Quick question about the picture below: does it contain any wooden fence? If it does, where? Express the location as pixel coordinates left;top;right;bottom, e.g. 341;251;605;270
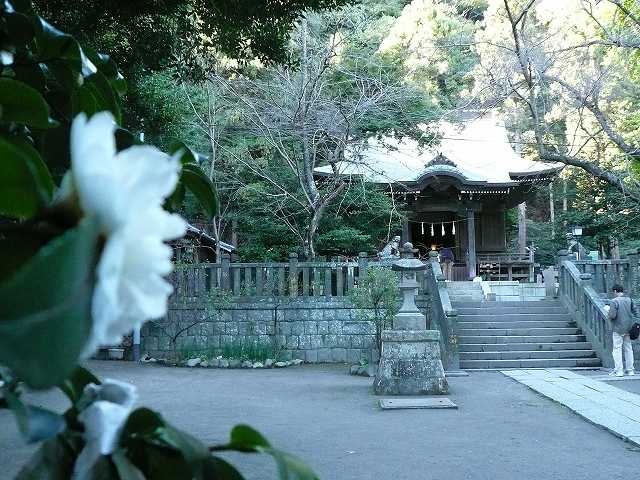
170;253;376;302
169;252;446;304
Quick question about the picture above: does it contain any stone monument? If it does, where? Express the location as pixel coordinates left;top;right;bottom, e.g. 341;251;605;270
374;243;448;395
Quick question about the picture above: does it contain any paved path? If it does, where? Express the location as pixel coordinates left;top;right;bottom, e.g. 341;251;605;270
2;362;639;479
503;369;640;447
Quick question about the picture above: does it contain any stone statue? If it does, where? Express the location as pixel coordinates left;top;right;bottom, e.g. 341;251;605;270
379;235;401;259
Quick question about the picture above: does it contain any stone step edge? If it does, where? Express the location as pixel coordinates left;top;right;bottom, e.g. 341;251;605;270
464;366;602;371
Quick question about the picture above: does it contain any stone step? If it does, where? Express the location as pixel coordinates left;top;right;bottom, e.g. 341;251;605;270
448;295;484;302
457;321;576;329
452;300;562;308
458;327;581;337
459;349;597;360
456;314;573;322
458;334;587;344
459;342;593;352
460;358;601;369
456;306;568;315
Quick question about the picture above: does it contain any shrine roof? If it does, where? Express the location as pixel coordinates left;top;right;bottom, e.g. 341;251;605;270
314;113;562;187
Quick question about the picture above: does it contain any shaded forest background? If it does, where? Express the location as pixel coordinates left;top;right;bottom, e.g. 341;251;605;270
34;0;640;264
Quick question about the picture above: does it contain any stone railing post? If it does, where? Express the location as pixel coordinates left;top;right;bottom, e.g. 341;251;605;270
578;272;592;316
557;249;569;268
220;253;231;291
556;249;569;297
289;252;298;298
358;252;368;283
627;249;640;298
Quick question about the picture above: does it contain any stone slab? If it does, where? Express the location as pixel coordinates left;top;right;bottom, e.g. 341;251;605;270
445;370;470;377
592;374;640;382
379;398;458;410
381;330;440;342
503;369;640;447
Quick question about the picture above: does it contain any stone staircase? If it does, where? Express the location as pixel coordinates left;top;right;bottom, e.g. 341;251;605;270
447;281;484;302
448;283;601;369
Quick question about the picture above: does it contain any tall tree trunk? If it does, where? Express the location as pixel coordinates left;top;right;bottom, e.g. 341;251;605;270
549;182;556;237
231;218;238;248
517;202;527;254
306;210;320;259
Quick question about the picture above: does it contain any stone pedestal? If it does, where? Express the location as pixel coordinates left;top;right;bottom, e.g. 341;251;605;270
374;330;448;395
374;242;449;395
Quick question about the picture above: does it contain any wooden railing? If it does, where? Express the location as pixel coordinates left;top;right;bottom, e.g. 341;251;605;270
558;260;613;368
169;253;373;303
477;252;533;264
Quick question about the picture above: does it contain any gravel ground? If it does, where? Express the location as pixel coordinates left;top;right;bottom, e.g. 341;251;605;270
1;361;639;480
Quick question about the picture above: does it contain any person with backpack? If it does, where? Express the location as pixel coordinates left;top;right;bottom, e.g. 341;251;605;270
606;284;637;377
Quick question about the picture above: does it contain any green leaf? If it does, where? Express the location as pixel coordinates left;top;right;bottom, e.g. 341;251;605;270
4;389;65;444
0;135;52;219
230;424;270;450
48;60;84;91
203;457;245;479
35;18;82;72
83;48;127;96
167;142;218;218
165;182;186;214
0;78;57;128
6;11;35;46
6;135;55;200
121;408;214;480
114;128;141;151
85;71;122;124
0;218;100;389
59;366;100;405
16;435;76;480
170;141;198;165
12;63;47;92
264;448;319;480
214;425;319;480
112;451;146;480
72;83;99;117
181;163;219;220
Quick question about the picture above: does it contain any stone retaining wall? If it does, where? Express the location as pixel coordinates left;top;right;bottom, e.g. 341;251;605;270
141;299;379;364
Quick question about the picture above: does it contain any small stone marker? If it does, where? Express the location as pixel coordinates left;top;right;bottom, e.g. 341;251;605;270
379;398;458;410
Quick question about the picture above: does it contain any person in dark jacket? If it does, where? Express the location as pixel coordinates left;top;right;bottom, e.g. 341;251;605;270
607;284;636;376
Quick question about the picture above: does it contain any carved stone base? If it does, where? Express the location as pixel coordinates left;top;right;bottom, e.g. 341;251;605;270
374;330;448;395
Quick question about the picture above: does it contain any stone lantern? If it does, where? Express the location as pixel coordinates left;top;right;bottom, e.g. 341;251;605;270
374;243;448;395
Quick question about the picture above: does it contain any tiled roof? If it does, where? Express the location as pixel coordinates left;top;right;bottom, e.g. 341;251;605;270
315;113;561;186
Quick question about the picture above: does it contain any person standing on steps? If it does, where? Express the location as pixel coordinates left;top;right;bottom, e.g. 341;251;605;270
606;284;636;377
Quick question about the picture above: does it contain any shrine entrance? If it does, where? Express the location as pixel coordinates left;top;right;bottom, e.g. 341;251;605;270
408;212;460;260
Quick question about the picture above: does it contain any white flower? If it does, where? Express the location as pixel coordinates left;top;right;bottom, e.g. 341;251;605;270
0;50;13;66
70;112;186;356
73;379;137;479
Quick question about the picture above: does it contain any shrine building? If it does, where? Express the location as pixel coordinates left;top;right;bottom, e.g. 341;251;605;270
315;113;561;280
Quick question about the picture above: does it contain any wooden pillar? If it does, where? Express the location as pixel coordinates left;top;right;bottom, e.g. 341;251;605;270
402;218;410;245
517;202;527;254
467;208;477;279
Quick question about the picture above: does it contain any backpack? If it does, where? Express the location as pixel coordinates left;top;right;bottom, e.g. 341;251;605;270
630;323;640;341
630;299;640;340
